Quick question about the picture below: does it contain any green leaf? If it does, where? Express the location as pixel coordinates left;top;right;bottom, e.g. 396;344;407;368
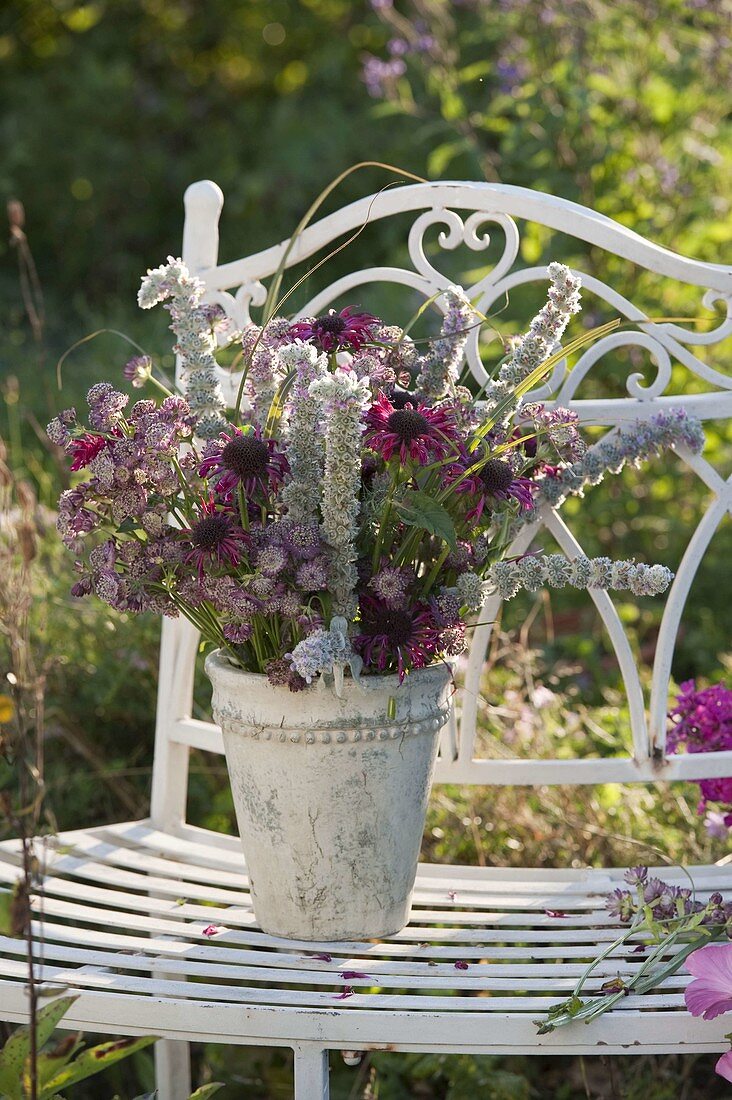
0;996;78;1100
37;1033;84;1091
42;1035;158;1091
188;1085;226;1099
0;891;13;937
395;491;457;550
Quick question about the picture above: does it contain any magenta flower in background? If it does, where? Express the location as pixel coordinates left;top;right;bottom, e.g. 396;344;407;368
290;306;377;353
685;942;732;1020
365;392;460;465
668;681;732;829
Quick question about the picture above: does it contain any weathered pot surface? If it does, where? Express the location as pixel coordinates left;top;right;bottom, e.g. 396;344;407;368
205;649;453;941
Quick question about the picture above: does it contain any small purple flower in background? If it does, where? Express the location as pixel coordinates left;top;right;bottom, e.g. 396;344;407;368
290;306;377;353
361;53;406;98
365;393;460;465
340;970;371;980
333;986;355;1000
454;960;469;970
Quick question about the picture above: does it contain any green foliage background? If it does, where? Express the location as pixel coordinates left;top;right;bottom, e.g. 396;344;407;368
0;0;730;1096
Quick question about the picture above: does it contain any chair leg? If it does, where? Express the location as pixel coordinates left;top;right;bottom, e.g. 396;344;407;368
155;1039;192;1100
293;1043;329;1100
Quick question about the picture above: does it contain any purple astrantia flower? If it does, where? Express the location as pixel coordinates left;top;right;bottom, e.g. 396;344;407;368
447;455;535;522
183;499;248;580
123;354;153;388
685;943;732;1020
354;594;441;680
365;393;460;465
369;563;413;609
199;427;289;501
265;657;307;693
290;306;377;353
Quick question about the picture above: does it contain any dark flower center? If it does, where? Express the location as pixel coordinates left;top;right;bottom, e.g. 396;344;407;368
221;436;269;479
479;458;514;494
370;607;414;646
191;514;231;550
313;313;347;336
387;408;429;443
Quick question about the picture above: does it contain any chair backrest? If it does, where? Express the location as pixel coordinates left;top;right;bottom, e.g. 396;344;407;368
150;179;732;832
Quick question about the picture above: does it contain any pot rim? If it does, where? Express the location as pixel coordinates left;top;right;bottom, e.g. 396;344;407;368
204;647;454;695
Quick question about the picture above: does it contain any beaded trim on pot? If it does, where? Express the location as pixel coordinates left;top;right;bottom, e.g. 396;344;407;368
214;703;452;746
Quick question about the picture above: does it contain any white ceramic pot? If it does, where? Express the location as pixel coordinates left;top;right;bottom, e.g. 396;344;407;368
205;650;453;941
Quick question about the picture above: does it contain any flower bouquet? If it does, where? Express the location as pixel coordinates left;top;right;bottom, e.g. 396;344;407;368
48;255;705;938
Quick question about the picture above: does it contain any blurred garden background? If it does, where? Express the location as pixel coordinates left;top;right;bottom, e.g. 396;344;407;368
1;0;731;1096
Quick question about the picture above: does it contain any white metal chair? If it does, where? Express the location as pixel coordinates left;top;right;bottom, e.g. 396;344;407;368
1;180;731;1099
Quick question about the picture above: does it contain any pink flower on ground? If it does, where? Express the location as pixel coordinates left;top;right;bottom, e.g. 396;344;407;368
340;970;371;980
202;924;222;937
333;986;355;1000
684;942;732;1020
454;960;469;970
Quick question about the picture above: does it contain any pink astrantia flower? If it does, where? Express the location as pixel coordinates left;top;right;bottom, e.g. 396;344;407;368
290;306;377;353
365;392;461;466
684;942;732;1020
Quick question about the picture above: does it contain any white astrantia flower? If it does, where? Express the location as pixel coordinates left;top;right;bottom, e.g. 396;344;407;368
414;285;476;403
288;617;362;696
454;570;487;612
483;263;582;419
138;257;228;438
280;341;328;524
486;553;673;601
309;369;371;621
